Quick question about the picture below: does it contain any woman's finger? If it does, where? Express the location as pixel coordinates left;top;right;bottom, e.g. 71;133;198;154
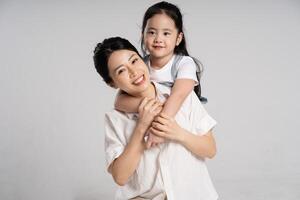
159;112;172;120
149;101;161;112
154;115;169;125
138;97;149;111
144;98;156;111
150;127;170;139
152;121;168;132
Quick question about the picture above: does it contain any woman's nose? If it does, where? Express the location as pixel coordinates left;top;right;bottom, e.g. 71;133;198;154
129;68;138;79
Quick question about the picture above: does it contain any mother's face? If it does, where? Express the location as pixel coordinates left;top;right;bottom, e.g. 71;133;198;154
107;49;151;97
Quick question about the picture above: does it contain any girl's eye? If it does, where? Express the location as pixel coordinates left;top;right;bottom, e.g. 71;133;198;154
164;32;171;36
147;31;155;35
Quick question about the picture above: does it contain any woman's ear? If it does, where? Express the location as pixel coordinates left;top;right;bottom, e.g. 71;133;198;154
176;32;183;46
108;81;117;88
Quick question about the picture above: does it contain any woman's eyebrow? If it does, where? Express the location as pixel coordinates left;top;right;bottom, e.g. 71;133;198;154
128;53;135;61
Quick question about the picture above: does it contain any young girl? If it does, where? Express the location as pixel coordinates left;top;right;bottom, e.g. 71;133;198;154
115;1;206;147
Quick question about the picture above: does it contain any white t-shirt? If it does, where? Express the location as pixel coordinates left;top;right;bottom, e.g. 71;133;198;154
104;83;218;200
148;55;198;86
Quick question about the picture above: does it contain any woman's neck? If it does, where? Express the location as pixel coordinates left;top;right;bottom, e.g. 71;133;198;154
137;82;156;99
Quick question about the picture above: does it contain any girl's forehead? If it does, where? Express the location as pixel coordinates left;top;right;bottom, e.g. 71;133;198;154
147;13;176;29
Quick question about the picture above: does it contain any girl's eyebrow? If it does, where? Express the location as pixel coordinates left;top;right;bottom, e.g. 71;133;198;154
162;28;172;32
114;54;136;73
147;27;156;30
147;27;172;32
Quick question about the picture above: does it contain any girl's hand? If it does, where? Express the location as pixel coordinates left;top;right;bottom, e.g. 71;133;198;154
137;97;162;129
150;113;185;143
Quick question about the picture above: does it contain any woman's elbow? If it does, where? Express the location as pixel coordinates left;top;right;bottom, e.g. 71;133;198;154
206;146;217;159
112;173;128;186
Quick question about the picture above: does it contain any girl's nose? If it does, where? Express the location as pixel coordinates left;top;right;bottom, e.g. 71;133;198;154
154;34;162;43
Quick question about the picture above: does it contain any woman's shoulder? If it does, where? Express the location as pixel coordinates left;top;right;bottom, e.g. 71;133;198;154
105;109;135;124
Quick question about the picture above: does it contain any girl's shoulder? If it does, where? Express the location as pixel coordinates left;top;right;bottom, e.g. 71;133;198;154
175;54;196;67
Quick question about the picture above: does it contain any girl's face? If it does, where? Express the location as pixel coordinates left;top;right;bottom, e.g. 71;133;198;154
143;13;182;61
107;49;151;97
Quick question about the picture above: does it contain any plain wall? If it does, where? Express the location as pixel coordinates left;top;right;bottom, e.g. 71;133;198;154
0;0;299;199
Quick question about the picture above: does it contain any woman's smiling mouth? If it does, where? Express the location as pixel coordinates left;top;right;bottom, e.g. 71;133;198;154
133;75;145;85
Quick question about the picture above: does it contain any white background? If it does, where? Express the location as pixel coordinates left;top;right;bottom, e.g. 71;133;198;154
0;0;299;199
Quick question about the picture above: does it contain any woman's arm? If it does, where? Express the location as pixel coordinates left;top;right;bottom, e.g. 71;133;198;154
180;130;216;159
108;98;162;186
150;113;216;159
114;90;142;113
162;79;195;117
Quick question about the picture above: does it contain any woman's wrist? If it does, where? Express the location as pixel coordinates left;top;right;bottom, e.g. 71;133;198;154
177;127;189;144
136;121;150;133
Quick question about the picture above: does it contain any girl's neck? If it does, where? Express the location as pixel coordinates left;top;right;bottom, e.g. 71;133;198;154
150;53;174;69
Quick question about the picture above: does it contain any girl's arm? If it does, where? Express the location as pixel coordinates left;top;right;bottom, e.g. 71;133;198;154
108;98;162;186
150;113;216;159
114;90;142;113
162;79;195;117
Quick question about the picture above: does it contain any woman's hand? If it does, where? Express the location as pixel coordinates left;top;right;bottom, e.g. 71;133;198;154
150;113;185;143
137;97;166;149
137;97;162;129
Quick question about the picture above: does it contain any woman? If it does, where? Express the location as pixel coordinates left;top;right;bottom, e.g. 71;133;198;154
93;37;218;200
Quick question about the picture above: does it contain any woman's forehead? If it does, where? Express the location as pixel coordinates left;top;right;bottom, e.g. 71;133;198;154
108;50;137;70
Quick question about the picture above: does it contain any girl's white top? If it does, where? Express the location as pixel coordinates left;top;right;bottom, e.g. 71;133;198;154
148;55;198;85
104;83;218;200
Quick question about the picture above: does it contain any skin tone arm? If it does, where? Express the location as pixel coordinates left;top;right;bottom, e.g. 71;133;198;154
162;79;195;117
150;113;217;159
115;79;195;148
108;98;162;186
114;79;195;114
115;90;165;148
145;79;195;148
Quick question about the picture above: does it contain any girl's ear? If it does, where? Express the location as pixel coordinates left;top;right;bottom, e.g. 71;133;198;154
176;32;183;46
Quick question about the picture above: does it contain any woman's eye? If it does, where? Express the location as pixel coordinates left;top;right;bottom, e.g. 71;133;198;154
117;69;125;75
164;32;170;36
132;58;138;64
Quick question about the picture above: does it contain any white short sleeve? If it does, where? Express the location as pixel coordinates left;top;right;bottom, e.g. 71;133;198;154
176;56;198;84
190;93;217;135
104;113;125;171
